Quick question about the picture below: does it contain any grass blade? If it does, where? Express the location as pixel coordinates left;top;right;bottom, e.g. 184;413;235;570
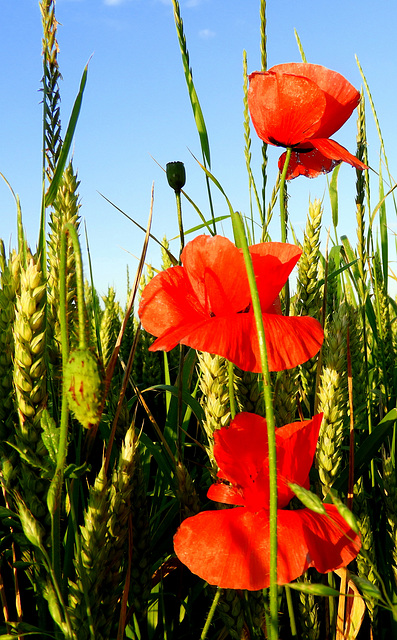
171;0;210;168
45;63;88;208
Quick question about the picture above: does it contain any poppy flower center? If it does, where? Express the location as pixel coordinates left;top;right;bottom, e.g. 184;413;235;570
268;136;286;147
208;302;251;318
237;302;251;314
268;136;314;152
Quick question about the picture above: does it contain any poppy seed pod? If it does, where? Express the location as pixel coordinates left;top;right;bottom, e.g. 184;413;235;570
64;348;104;429
166;161;186;193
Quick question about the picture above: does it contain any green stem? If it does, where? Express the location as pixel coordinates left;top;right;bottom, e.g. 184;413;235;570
228;360;237;419
279;148;291;244
39;543;76;639
231;211;278;640
177;344;185;455
49;223;86;583
279;148;292;315
201;587;222;640
175;190;185;254
327;571;335;633
285;585;297;637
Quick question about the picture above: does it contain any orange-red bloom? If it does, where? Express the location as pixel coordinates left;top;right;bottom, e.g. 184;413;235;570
174;413;361;590
138;235;323;372
248;63;368;179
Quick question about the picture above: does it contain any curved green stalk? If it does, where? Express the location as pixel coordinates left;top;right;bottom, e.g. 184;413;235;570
201;587;222;640
231;210;278;640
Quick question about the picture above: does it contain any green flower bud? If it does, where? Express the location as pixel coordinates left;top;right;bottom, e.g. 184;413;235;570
166;161;186;193
64;348;104;429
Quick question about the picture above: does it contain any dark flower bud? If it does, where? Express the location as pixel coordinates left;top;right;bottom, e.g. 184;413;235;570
166;161;186;193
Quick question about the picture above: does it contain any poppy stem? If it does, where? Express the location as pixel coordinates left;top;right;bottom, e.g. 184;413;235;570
279;147;291;244
230;211;278;640
279;148;292;315
285;585;297;637
200;587;222;640
175;190;185;254
228;360;237;419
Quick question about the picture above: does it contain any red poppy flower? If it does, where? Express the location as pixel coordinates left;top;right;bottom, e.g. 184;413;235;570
248;63;368;179
138;235;323;372
174;413;361;590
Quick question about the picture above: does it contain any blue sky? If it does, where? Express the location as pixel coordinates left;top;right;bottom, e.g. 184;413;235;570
0;0;396;303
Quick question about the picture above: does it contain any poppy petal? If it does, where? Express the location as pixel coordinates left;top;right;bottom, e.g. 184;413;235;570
148;313;258;370
149;311;323;373
288;505;361;574
213;412;269;490
248;70;326;147
312;138;368;170
262;313;324;371
249;242;302;311
275;415;323;507
270;63;360;138
173;504;360;590
139;235;323;372
210;413;323;510
138;266;206;341
279;147;341;180
174;507;271;590
207;482;244;506
181;235;250;316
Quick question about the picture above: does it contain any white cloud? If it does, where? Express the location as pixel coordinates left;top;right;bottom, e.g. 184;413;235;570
199;28;215;39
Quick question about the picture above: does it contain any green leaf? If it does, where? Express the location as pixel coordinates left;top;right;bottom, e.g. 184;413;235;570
5;442;51;475
45;64;88;208
378;162;388;289
316;258;359;290
0;634;55;640
143;384;205;424
172;1;210;167
41;409;59;466
288;483;327;515
182;215;230;237
350;574;382;601
64;462;90;479
0;506;16;519
329;163;341;229
328;490;360;534
139;432;175;480
287;582;341;597
340;236;361;283
179;188;217;236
